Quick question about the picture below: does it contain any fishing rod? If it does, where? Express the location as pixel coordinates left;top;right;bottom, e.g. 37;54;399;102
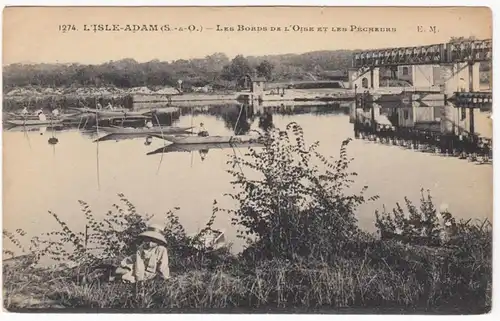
95;97;101;190
153;111;167;175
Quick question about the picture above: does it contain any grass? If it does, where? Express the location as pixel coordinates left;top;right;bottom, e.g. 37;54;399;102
3;232;491;313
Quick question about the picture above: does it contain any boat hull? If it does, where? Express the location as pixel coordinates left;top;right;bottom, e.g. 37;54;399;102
99;126;193;135
161;134;260;144
6;119;63;126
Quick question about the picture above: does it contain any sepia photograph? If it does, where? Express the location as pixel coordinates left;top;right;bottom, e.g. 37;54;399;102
1;6;493;314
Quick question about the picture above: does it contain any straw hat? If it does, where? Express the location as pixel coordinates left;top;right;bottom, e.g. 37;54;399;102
138;224;168;246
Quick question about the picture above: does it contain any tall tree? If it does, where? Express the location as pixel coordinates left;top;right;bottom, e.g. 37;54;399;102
256;60;274;80
221;55;254;81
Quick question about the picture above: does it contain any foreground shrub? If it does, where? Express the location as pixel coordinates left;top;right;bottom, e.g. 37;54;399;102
224;122;378;262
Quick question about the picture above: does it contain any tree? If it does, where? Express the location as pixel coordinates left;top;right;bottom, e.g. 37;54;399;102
220;55;254;81
449;36;477;43
256;60;274;80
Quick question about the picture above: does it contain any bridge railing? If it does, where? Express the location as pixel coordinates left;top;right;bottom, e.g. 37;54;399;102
352;39;492;68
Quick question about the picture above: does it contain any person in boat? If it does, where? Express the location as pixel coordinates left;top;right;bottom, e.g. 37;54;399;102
21;107;29;116
52;108;60;118
111;224;170;283
198;122;209;137
106;102;115;110
144;136;153;146
145;119;154;129
199;149;209;161
96;102;103;110
36;108;47;121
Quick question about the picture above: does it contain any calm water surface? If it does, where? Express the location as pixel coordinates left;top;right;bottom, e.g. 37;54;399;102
3;104;492;255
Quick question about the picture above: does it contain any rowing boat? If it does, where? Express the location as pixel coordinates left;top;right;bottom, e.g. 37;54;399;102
69;107;128;114
93;133;155;142
69;107;149;118
7;113;41;120
99;126;194;135
97;110;148;118
160;134;261;145
188;229;226;251
6;124;65;132
147;141;264;155
6;119;64;126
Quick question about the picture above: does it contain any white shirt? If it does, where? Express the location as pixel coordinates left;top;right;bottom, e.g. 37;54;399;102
119;246;170;283
38;113;47;121
21;108;28;115
145;121;153;129
52;109;60;116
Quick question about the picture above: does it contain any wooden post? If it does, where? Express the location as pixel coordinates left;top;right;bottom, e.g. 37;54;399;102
370;68;374;89
370;101;376;131
468;63;475;141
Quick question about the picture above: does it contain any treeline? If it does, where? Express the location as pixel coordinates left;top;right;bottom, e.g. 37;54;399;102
2;50;355;91
4;35;491;91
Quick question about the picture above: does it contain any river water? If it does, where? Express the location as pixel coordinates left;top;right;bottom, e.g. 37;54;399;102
3;103;492;255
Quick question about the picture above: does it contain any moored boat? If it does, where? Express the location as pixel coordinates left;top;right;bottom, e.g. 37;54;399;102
188;229;226;251
6;119;64;127
96;110;148;118
99;125;194;135
93;133;156;142
160;134;262;145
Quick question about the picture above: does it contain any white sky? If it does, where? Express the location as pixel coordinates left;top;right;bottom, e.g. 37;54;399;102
2;6;492;65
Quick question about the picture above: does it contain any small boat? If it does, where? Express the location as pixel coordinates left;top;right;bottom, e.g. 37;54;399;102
6;113;41;120
99;125;194;135
147;141;264;155
96;110;149;118
6;119;64;127
93;133;159;143
160;134;262;145
188;229;226;251
69;107;128;114
6;124;66;132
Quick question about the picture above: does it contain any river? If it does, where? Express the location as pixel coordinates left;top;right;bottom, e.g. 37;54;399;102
3;103;492;256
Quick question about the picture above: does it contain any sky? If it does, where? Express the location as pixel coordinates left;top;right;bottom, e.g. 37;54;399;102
2;6;492;65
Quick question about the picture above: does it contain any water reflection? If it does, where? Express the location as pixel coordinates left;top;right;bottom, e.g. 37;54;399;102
352;102;493;164
3;101;492;255
147;141;264;155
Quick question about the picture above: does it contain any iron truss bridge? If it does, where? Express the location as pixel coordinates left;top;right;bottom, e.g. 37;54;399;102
448;91;493;108
352;39;492;68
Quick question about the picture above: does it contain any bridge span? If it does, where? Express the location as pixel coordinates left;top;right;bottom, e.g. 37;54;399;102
349;39;492;96
349;39;492;144
352;39;492;68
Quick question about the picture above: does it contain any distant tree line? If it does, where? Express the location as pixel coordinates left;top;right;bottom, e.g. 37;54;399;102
2;50;356;91
3;36;490;91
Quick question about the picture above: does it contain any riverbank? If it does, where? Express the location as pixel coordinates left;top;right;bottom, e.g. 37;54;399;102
2;85;357;112
2;124;491;313
3;233;491;313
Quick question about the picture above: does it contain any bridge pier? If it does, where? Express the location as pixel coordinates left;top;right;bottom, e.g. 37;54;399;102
437;62;480;96
412;65;436;88
348;67;380;90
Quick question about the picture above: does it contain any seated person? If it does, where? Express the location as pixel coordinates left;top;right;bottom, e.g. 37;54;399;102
112;225;170;283
197;122;209;137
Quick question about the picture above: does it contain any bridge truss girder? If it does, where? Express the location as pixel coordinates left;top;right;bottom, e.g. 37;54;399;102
352;39;492;68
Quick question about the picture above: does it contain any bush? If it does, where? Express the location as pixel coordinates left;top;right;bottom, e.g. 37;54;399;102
224;122;378;262
3;194;229;285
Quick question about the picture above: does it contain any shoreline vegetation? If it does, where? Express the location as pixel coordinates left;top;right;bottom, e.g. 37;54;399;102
3;38;491;113
2;123;492;313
